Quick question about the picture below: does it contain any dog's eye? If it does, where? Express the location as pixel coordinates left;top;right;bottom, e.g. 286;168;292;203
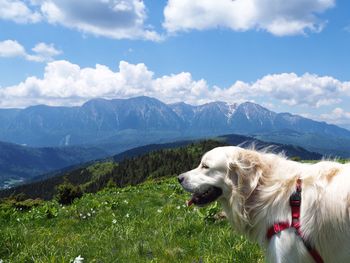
201;164;209;169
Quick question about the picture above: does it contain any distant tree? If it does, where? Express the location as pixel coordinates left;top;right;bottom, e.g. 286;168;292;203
56;178;83;205
106;178;116;188
13;192;27;202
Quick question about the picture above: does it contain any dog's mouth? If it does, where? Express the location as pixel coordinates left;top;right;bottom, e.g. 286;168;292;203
187;186;223;206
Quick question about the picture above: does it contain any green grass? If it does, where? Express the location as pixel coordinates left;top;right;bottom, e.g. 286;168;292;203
0;178;263;262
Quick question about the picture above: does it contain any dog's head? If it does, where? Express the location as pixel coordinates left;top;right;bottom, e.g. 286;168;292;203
178;146;266;206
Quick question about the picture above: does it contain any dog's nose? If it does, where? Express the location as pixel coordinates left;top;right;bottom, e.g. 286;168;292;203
178;174;185;184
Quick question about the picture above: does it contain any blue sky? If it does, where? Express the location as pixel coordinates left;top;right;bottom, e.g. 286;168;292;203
0;0;350;129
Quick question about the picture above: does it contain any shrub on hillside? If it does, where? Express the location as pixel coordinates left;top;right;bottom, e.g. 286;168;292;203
13;192;27;202
56;178;83;205
14;198;43;210
0;196;43;210
106;178;117;188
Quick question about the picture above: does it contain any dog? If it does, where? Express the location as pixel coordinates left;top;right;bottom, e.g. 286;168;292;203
178;146;350;263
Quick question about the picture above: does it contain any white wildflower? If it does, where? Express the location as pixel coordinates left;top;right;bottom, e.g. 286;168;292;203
125;213;130;218
157;209;162;213
16;218;20;222
123;200;128;204
176;206;181;210
112;219;117;224
82;216;86;219
73;255;84;263
87;213;91;217
0;259;3;263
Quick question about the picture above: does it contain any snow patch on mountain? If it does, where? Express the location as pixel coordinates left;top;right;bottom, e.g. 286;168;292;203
226;103;237;121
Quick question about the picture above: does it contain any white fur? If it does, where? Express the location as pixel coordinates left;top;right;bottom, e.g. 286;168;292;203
179;146;350;263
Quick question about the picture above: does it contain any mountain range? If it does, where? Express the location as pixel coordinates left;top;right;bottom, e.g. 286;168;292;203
0;96;349;157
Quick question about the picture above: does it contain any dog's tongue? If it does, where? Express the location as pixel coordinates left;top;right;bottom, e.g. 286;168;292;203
187;199;194;206
187;194;198;206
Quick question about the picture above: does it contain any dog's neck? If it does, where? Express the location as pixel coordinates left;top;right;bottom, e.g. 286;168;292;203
221;156;303;244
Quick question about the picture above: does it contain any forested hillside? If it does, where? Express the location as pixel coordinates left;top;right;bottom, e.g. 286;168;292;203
0;140;223;200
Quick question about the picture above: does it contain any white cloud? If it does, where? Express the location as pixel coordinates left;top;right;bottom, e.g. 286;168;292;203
0;0;161;41
302;108;350;129
0;40;61;62
29;42;62;62
1;59;350;127
0;0;336;39
1;59;349;108
0;0;42;23
204;72;349;109
0;40;27;57
40;0;161;40
163;0;335;36
240;73;346;107
7;59;350;130
321;108;350;121
0;60;210;108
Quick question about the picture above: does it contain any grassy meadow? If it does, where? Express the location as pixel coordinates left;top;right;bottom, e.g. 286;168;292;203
0;177;263;262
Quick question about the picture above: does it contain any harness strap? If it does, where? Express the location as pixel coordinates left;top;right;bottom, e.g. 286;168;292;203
266;179;324;263
306;243;325;263
266;222;290;240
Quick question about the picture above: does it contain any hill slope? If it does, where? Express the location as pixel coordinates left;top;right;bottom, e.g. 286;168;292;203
0;178;263;262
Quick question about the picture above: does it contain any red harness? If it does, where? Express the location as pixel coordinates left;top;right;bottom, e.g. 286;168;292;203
266;179;324;263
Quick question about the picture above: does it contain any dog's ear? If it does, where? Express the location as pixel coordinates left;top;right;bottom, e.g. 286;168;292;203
228;151;265;198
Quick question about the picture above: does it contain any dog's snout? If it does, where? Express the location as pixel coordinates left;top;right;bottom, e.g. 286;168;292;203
178;174;185;184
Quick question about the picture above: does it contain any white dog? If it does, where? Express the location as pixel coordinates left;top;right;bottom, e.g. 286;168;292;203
178;146;350;263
